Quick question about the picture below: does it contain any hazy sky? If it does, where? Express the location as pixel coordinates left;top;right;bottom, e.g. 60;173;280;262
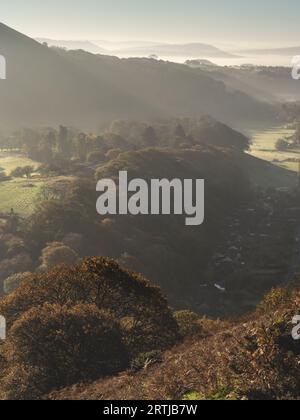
1;0;299;47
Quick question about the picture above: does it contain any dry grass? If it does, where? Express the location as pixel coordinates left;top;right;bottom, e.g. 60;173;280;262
47;286;300;400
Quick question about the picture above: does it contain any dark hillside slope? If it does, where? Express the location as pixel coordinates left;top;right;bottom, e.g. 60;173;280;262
0;22;277;129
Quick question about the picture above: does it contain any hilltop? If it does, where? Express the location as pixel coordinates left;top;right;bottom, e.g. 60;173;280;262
36;38;237;58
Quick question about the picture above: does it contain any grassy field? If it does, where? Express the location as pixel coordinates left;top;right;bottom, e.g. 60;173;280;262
0;152;40;174
247;126;299;173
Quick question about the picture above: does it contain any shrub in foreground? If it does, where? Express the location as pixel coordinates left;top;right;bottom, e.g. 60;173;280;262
0;257;179;399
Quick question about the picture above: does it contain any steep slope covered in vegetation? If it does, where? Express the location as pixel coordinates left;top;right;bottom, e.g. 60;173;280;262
48;283;300;401
0;118;296;315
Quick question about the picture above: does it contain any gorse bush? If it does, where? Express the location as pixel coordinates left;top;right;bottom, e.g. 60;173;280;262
174;310;232;338
0;257;179;399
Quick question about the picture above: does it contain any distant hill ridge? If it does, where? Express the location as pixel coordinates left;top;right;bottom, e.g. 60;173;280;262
36;37;237;58
0;22;276;129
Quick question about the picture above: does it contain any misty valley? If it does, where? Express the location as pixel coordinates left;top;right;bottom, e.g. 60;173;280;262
0;17;300;402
